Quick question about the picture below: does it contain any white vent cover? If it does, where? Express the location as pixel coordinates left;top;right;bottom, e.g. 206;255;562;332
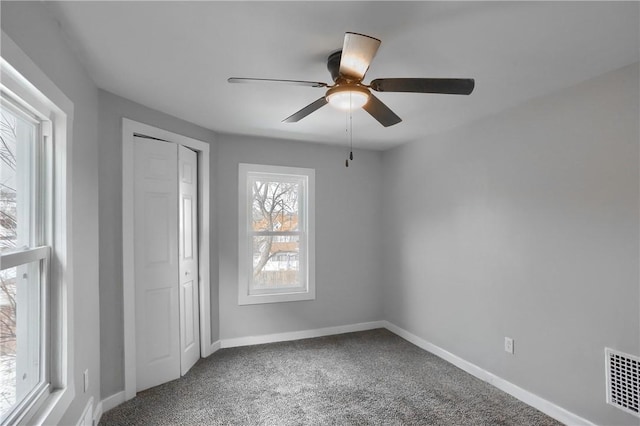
605;348;639;417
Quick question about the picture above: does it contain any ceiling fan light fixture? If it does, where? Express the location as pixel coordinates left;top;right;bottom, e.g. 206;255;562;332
325;85;370;110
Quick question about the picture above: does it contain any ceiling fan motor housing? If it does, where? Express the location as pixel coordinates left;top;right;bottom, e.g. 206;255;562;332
327;50;343;82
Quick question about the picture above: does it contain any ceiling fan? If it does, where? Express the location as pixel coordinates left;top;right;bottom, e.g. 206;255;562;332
228;32;475;127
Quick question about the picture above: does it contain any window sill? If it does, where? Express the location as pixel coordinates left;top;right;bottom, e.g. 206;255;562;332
239;290;316;305
18;385;74;426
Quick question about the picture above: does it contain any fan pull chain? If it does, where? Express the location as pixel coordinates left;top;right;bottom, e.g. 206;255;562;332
349;110;354;161
345;91;354;167
345;104;349;167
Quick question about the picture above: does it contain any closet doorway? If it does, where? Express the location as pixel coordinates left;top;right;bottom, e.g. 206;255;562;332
133;137;200;391
122;119;214;400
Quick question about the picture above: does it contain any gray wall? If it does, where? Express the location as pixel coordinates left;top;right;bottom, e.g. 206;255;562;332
4;3;638;424
97;90;218;399
381;63;640;425
1;2;101;424
217;134;384;339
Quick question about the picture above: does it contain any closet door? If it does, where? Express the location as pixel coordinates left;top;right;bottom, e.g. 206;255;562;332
178;145;200;374
133;137;180;391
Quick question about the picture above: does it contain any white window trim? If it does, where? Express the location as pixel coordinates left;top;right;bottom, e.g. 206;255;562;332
238;163;316;305
1;31;74;425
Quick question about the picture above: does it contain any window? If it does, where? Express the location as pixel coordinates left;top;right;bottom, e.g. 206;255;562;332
0;91;50;424
0;37;73;426
238;164;315;305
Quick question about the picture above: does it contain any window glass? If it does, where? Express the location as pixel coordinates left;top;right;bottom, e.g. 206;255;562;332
249;176;304;294
1;105;36;252
0;261;42;420
0;99;46;423
252;234;301;290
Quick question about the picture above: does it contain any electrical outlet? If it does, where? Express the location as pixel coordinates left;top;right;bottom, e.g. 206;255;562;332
504;337;514;354
83;369;89;393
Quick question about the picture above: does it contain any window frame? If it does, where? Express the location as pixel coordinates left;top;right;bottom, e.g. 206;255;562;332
238;163;315;305
1;82;53;426
1;31;74;426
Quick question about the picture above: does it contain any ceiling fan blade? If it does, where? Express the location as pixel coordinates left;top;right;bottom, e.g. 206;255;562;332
362;94;402;127
228;78;328;88
282;97;328;123
370;78;475;95
339;32;381;81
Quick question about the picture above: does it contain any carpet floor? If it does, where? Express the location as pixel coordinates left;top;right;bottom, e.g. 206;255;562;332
100;329;562;425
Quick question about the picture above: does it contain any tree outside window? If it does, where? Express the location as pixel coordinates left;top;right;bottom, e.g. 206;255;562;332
0;109;19;414
251;179;302;289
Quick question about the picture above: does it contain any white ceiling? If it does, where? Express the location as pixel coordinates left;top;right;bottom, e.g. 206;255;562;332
47;1;639;150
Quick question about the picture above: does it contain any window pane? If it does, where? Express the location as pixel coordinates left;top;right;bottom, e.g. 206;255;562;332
251;178;300;232
0;261;42;422
251;235;301;291
239;164;314;305
1;106;36;253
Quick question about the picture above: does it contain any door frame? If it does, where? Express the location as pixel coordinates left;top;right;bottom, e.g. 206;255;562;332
122;118;214;400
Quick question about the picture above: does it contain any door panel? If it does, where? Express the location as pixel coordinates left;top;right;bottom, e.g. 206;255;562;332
178;145;200;374
182;197;193;259
145;288;173;361
134;137;180;391
144;193;172;263
182;280;195;346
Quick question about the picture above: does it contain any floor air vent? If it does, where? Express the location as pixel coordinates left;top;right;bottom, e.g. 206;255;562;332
606;348;639;417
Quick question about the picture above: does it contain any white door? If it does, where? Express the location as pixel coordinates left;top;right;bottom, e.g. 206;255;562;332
134;137;181;391
178;145;200;374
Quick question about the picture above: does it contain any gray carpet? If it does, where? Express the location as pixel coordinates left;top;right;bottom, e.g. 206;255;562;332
100;329;561;425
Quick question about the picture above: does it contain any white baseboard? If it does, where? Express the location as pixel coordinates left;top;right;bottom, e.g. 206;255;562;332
96;390;126;424
382;321;595;426
220;321;386;348
76;397;93;426
202;339;222;357
92;401;102;426
210;340;222;354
